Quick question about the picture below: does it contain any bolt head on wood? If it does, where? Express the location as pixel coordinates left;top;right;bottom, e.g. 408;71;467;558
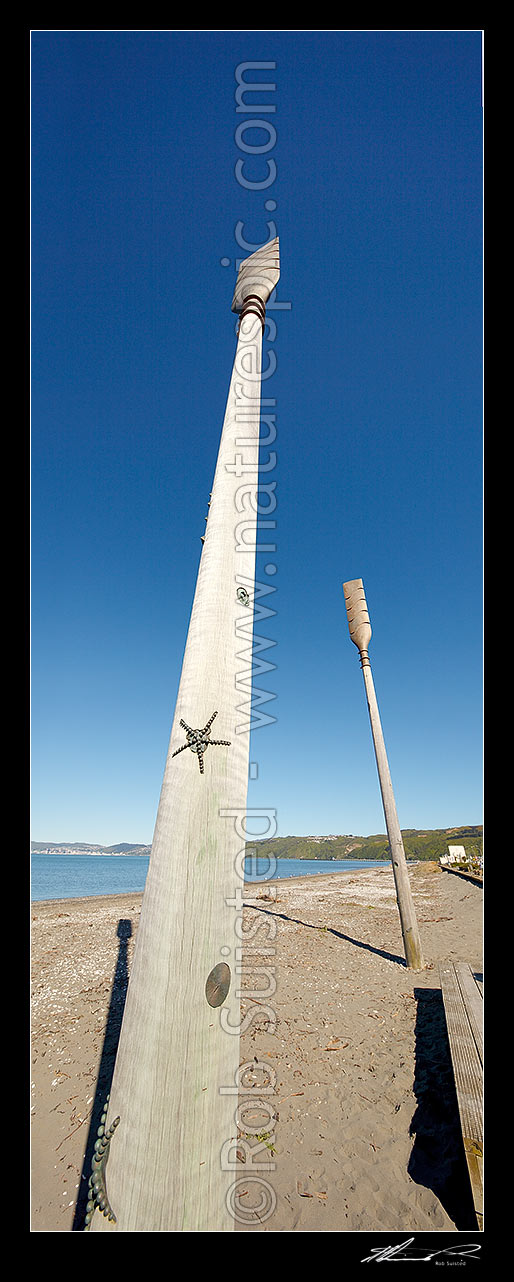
343;579;372;652
231;237;280;313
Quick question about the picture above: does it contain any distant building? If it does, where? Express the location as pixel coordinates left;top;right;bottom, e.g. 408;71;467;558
448;845;467;863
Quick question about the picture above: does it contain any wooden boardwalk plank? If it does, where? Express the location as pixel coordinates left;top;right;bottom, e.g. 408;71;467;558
440;962;483;1230
455;963;483;1064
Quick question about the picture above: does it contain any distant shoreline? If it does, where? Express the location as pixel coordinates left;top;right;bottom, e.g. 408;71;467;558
31;851;393;861
30;825;483;864
31;851;150;857
31;863;395;909
31;863;425;911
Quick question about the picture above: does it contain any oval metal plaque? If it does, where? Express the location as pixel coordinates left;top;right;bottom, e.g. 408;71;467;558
205;962;231;1008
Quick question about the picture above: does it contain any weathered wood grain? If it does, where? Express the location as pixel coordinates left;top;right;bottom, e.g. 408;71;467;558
342;579;424;971
90;243;279;1232
440;962;483;1230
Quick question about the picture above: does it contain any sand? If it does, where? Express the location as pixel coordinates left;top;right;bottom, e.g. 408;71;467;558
30;861;482;1233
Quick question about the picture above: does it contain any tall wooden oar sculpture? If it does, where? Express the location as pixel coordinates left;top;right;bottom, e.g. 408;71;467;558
88;239;280;1232
342;579;424;971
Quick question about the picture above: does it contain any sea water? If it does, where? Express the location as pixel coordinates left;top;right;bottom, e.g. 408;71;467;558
30;853;390;902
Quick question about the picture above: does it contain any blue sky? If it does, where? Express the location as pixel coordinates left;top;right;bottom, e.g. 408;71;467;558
31;29;483;844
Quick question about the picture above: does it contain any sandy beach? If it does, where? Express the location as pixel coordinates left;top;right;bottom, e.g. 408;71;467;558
30;861;482;1233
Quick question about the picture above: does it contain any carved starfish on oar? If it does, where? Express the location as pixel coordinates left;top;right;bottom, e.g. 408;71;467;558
172;711;231;774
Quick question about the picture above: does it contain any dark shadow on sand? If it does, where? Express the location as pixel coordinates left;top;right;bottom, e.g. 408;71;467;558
72;919;132;1231
251;903;406;966
408;987;477;1230
442;869;483;887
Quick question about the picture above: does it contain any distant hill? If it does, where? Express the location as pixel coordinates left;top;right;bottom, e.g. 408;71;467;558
31;826;482;861
31;841;151;856
247;827;483;862
105;843;150;855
